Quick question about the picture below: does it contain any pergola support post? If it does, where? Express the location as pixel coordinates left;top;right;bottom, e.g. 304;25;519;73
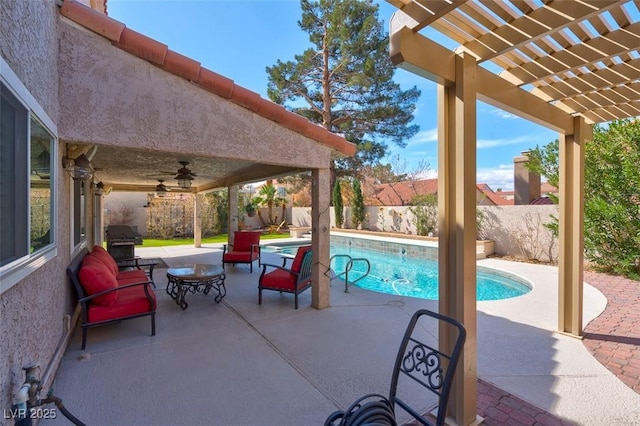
437;52;479;426
194;193;203;248
228;185;239;246
311;168;331;309
92;188;104;247
558;116;590;336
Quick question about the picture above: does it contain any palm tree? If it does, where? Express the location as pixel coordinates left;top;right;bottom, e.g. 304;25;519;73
252;182;287;228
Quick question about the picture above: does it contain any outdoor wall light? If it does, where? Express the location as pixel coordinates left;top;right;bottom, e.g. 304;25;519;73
94;181;105;196
62;153;94;180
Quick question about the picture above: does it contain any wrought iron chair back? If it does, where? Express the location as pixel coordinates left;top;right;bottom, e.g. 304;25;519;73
325;309;466;426
388;309;466;426
296;248;313;286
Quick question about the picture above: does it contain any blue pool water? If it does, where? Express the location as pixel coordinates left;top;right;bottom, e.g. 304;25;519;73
265;243;531;301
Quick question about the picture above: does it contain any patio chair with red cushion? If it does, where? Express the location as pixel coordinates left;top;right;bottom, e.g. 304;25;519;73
222;231;262;273
258;245;312;309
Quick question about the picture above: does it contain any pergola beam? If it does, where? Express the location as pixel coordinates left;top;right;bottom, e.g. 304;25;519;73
389;22;575;133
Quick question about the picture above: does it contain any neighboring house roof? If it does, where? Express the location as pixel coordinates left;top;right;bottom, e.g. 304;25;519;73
366;179;510;206
367;179;439;206
530;196;555;205
495;181;558;203
59;0;355;157
477;184;512;206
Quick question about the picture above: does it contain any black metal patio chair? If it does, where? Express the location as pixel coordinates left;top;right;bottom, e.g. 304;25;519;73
325;309;466;426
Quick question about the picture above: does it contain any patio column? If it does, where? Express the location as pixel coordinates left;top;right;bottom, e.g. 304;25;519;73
437;52;478;426
311;168;331;309
92;188;104;247
228;185;239;245
558;116;590;336
194;193;202;248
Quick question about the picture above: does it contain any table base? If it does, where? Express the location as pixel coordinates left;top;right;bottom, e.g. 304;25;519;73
166;274;226;310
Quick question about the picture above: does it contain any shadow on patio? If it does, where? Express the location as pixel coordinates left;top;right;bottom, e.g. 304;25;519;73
42;246;640;425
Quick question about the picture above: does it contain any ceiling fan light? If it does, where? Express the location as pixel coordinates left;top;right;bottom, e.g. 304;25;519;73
176;175;193;189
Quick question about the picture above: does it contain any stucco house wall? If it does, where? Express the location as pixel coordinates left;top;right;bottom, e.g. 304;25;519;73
57;21;334;169
0;0;77;414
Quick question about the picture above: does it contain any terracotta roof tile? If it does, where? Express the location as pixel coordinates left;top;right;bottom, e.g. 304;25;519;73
115;28;168;66
197;68;234;99
58;0;355;157
61;0;124;42
304;123;329;145
164;50;200;81
229;85;262;112
477;183;512;206
256;99;287;123
285;112;313;135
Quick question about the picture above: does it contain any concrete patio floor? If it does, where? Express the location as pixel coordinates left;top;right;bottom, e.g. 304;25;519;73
42;241;640;425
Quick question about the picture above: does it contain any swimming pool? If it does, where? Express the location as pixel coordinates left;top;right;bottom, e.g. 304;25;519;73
263;237;531;301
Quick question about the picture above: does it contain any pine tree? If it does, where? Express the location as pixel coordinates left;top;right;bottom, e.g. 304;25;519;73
351;178;365;229
333;180;344;228
266;0;420;182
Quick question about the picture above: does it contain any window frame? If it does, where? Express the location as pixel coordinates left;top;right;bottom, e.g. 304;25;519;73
0;56;58;294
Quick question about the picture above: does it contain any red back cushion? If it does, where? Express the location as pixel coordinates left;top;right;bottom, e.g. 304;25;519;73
291;246;312;272
90;245;119;276
233;231;261;252
79;256;119;306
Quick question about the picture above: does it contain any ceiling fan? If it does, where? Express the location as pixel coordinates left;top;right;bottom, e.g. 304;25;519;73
154;179;172;194
158;161;197;189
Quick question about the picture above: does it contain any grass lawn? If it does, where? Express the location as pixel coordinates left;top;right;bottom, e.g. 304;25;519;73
139;233;291;247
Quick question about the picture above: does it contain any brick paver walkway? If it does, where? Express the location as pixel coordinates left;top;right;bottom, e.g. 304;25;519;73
476;270;639;425
582;271;640;394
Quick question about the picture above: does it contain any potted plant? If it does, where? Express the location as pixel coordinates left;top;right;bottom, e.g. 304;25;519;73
244;202;256;217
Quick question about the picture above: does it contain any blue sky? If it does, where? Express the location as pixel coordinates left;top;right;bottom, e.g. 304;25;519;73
108;0;560;191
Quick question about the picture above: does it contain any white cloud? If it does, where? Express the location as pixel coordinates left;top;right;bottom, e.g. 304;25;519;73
407;128;438;146
477;165;514;191
476;136;529;149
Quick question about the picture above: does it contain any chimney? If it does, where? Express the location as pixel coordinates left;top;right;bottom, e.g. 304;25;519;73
513;151;541;205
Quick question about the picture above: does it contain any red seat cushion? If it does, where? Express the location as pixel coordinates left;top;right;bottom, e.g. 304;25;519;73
223;251;259;263
79;256;119;306
90;245;119;276
261;269;296;290
116;269;149;284
87;284;156;323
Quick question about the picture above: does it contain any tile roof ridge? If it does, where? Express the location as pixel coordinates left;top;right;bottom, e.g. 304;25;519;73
58;0;355;157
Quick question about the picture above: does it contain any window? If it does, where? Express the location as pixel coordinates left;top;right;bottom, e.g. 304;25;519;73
0;82;29;266
30;118;54;252
1;57;57;292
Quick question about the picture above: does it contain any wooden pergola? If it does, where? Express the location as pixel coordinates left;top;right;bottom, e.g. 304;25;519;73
385;1;640;424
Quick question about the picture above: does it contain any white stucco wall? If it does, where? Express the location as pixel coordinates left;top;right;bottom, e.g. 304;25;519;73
291;205;559;262
0;0;75;414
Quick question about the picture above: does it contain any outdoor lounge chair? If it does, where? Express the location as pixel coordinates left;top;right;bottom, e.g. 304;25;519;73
325;309;466;426
222;231;262;272
258;245;312;309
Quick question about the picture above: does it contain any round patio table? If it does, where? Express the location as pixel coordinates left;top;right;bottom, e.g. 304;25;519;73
166;264;226;310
